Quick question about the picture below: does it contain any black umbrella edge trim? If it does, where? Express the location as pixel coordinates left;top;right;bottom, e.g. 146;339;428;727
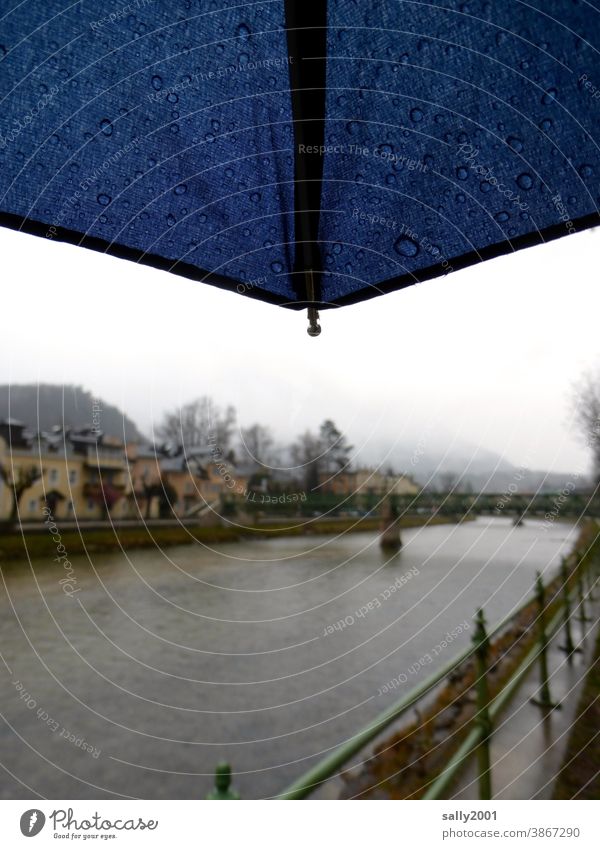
325;211;600;309
1;209;598;312
0;210;305;310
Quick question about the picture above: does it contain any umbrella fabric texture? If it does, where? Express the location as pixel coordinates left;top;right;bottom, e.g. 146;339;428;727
1;1;599;320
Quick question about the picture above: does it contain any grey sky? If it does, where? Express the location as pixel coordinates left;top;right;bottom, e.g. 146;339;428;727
1;225;599;476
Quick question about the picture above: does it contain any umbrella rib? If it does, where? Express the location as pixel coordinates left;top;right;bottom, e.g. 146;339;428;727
284;1;328;333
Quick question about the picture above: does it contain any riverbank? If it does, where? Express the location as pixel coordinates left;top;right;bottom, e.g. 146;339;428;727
0;513;465;564
338;520;599;799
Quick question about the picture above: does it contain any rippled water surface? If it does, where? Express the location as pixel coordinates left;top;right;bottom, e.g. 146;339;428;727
0;517;578;798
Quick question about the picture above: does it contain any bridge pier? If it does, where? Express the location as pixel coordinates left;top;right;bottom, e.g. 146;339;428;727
380;497;402;551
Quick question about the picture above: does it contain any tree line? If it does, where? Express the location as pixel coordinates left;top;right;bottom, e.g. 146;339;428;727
156;396;354;492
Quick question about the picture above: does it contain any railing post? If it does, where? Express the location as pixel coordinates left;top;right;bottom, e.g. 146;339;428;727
576;566;592;625
585;556;596;601
473;608;493;799
531;572;560;711
205;762;240;799
558;558;580;660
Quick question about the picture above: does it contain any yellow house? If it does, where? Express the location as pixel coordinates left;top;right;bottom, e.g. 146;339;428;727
1;419;253;525
0;420;131;522
317;467;420;498
126;444;248;520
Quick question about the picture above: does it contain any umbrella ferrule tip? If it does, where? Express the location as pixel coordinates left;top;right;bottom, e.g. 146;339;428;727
307;307;321;337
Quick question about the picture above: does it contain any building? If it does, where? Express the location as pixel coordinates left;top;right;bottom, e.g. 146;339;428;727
0;419;130;522
126;443;250;520
317;467;420;499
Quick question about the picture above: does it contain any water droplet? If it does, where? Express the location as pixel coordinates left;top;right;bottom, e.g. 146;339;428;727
541;87;557;105
97;193;111;206
198;213;207;224
456;192;466;203
167;92;178;104
270;260;284;273
377;144;393;156
211;119;220;132
516;172;534;190
394;236;419;257
539;118;553;132
346;121;359;136
174;183;187;195
494;210;510;222
579;163;593;178
99;118;113;137
456;166;469;181
0;45;6;59
151;75;163;91
250;191;261;203
410;107;424;122
507;135;523;152
236;23;251;38
204;132;215;143
167;213;176;227
333;243;342;254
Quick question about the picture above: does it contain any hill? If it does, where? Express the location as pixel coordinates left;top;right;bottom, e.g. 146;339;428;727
0;384;145;442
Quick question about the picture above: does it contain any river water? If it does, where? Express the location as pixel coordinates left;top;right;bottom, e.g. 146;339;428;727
0;517;578;799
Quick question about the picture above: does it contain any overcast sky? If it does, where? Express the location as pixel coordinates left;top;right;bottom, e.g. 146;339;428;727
1;224;599;476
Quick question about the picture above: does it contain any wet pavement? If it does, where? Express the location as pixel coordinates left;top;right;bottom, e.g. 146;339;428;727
451;587;600;800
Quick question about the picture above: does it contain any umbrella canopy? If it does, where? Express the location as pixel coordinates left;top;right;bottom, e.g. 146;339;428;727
1;1;599;333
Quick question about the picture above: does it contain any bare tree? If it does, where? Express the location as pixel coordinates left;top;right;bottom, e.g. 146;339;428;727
291;420;352;493
291;430;322;493
437;471;459;493
574;369;600;486
0;463;43;522
157;397;236;453
239;423;275;466
319;419;353;474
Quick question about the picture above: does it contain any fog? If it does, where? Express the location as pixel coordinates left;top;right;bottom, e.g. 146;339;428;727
1;224;599;476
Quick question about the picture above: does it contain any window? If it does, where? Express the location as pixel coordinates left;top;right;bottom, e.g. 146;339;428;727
67;501;74;514
69;469;77;484
28;499;36;513
87;498;95;511
49;469;59;484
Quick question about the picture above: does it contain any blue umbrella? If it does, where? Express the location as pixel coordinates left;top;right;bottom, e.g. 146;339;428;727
1;1;599;334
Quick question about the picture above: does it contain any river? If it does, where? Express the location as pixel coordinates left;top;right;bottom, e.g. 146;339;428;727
0;517;578;799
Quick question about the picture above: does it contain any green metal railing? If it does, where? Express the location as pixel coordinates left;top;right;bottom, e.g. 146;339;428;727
206;529;599;801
